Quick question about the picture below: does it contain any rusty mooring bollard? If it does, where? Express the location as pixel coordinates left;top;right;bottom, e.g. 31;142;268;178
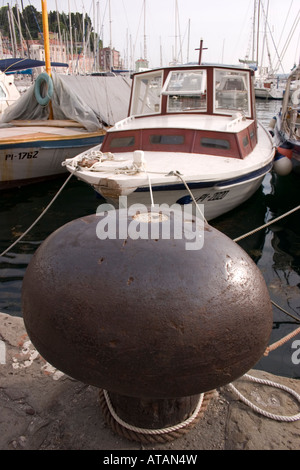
22;208;273;442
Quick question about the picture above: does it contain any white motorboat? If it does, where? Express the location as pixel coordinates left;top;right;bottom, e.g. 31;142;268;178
64;64;275;221
272;65;300;174
254;78;286;100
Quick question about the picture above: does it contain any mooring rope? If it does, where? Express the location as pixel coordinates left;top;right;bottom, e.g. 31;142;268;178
228;373;300;422
271;299;300;323
264;327;300;356
99;369;300;445
99;389;216;443
102;389;205;435
0;170;75;258
233;205;300;242
172;170;208;223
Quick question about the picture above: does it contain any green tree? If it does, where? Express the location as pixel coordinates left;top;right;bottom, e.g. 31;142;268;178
0;5;101;52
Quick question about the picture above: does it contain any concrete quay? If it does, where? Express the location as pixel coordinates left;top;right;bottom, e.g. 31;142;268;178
0;312;299;451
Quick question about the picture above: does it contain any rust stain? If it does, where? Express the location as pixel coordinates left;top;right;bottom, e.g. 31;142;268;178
127;276;134;285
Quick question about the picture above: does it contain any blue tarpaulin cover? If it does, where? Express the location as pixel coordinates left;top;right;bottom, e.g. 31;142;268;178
0;58;68;73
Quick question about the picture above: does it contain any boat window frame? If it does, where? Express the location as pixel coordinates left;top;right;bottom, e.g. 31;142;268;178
200;137;231;150
162;69;207;113
149;134;185;145
129;70;164;117
109;136;136;148
213;68;251;118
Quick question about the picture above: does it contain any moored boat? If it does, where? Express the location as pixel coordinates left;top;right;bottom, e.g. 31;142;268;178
254;77;286;100
272;65;300;174
0;72;106;190
64;63;275;221
0;0;131;190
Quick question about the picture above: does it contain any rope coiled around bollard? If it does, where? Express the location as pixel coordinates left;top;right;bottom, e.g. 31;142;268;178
99;389;216;443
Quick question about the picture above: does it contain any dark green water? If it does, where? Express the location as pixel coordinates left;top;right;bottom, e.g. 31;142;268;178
0;99;299;379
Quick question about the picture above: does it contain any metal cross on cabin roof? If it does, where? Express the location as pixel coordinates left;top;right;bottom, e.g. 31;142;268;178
195;40;208;65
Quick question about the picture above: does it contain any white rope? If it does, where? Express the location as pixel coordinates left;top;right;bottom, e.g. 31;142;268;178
146;172;155;207
103;389;205;435
171;170;208;223
0;169;76;258
228;373;300;422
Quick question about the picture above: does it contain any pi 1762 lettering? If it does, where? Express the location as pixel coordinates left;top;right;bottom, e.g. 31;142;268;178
5;151;39;161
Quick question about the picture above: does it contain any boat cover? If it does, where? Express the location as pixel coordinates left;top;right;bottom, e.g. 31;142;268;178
0;72;131;131
59;74;132;127
0;58;69;73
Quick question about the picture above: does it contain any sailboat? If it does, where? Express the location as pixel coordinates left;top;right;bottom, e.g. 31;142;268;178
0;0;106;190
240;0;290;100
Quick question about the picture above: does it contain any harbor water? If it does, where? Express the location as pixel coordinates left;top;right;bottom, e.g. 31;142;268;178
0;99;299;380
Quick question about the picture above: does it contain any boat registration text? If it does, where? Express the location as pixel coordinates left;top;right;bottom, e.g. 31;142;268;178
5;151;39;161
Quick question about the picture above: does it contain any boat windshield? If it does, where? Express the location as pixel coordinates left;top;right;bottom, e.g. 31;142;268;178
163;70;207;113
214;69;251;117
130;70;163;116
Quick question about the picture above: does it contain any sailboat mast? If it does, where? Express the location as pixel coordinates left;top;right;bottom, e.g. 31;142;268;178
187;18;190;63
55;0;63;63
144;0;147;61
8;5;18;57
252;0;256;63
68;0;74;73
256;0;261;67
41;0;51;76
16;2;24;57
109;0;112;70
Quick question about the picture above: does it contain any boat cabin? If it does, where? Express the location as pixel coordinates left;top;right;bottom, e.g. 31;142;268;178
101;65;257;160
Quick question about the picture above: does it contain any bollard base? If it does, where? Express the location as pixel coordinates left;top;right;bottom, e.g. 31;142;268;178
99;389;216;443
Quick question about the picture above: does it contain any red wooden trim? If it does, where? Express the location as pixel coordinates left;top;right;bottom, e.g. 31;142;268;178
102;127;253;159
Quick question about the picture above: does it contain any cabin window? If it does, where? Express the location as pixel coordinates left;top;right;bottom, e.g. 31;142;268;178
249;126;257;146
162;70;207;113
110;136;135;148
213;69;251;117
150;135;185;145
130;70;163;116
201;137;230;150
243;135;249;147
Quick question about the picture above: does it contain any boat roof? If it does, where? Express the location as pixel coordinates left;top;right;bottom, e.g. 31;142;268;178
112;113;252;133
132;63;254;77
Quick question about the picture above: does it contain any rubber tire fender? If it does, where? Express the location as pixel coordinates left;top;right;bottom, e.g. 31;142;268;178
34;72;53;106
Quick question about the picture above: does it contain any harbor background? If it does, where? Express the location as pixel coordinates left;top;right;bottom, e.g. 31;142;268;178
0;99;299;381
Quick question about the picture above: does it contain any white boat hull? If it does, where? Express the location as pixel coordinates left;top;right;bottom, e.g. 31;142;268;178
92;168;270;221
255;87;284;100
0;125;105;189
